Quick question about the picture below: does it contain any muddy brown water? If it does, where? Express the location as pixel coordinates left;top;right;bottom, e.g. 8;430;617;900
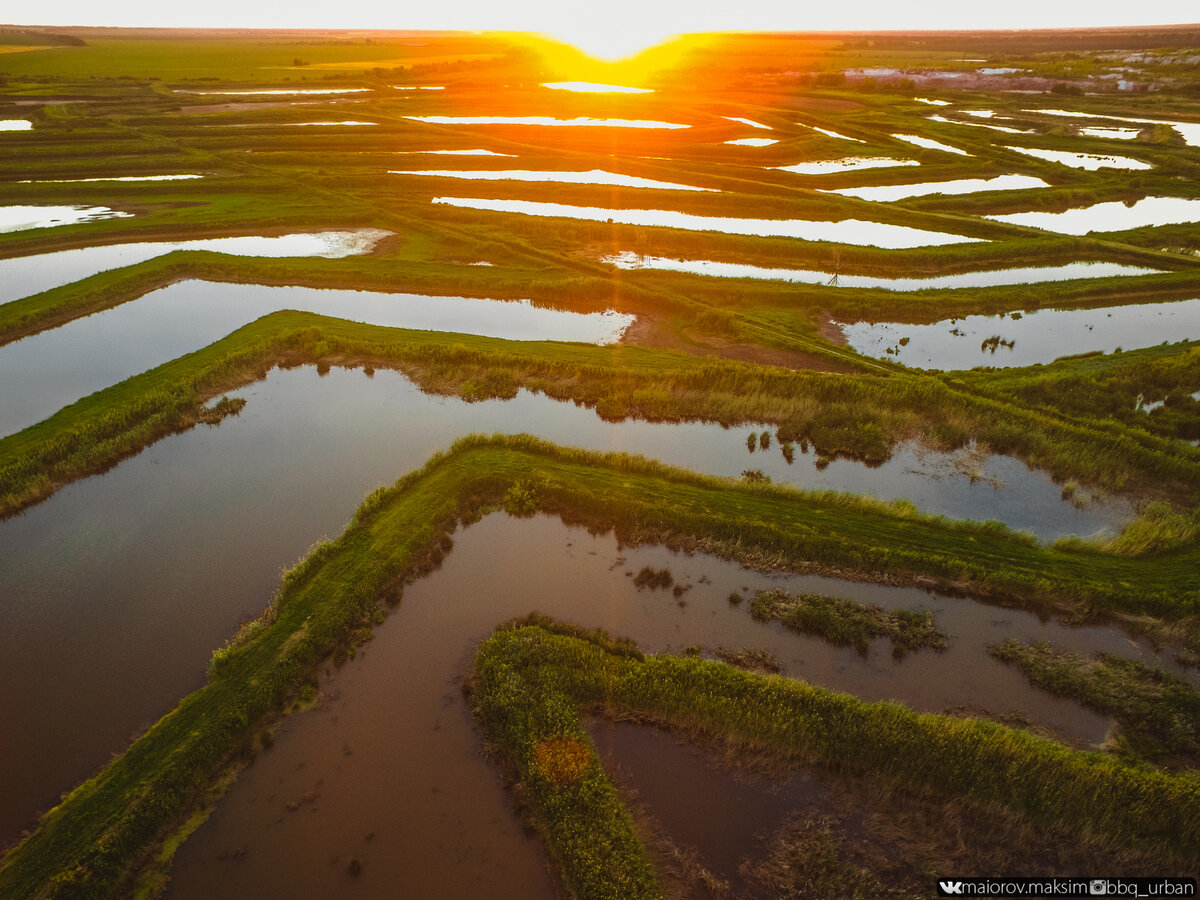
163;512;1186;899
0;365;1142;847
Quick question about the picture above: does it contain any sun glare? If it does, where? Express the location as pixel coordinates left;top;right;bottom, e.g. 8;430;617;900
547;22;680;62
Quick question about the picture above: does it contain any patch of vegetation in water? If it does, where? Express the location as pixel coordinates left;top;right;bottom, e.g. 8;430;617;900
471;618;1200;895
990;640;1200;762
750;589;947;657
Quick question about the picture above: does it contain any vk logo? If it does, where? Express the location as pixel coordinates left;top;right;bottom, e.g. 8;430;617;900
940;882;964;895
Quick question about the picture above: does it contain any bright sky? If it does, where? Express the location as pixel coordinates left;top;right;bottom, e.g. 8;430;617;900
6;1;1199;61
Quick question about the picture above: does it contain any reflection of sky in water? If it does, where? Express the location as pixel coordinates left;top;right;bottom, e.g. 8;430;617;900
0;280;632;437
776;157;917;174
0;204;131;233
392;168;715;191
604;252;1158;290
986;196;1200;234
0;362;1152;848
840;298;1200;370
1005;146;1152;170
0;229;390;304
404;114;689;128
891;133;972;155
434;197;979;248
725;137;777;146
827;174;1047;201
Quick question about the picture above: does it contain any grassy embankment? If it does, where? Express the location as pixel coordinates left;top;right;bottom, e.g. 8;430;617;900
4;310;1200;522
471;620;1200;899
2;434;1198;899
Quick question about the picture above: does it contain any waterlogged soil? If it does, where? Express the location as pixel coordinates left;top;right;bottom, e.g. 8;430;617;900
0;280;632;437
0;228;391;305
164;512;1191;900
840;297;1200;369
0;366;1132;846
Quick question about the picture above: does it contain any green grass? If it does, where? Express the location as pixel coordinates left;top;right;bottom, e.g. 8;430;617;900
472;619;1200;894
3;433;1199;897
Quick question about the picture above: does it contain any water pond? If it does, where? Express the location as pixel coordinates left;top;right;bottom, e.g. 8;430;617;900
776;157;918;175
603;251;1158;290
0;363;1137;845
891;134;972;155
433;197;983;248
161;511;1186;900
17;174;204;183
0;228;391;305
175;88;373;96
403;115;690;129
1004;146;1153;170
985;196;1200;235
0;281;633;437
799;123;864;142
391;168;715;191
0;204;131;233
724;116;772;129
0;120;32;131
839;297;1200;369
542;81;653;93
827;174;1048;202
725;137;778;146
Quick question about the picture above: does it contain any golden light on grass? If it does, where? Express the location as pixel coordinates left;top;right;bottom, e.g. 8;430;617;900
533;736;592;786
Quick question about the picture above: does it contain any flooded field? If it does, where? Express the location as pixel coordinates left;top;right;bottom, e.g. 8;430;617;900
1003;146;1153;170
0;364;1135;845
16;174;205;183
542;81;653;92
827;173;1048;201
890;134;972;155
403;115;691;128
986;195;1200;234
161;511;1190;899
798;123;864;141
3;26;1199;897
775;157;918;175
839;297;1200;369
604;251;1159;289
433;197;983;247
0;204;132;233
392;168;715;191
0;282;633;437
0;229;391;305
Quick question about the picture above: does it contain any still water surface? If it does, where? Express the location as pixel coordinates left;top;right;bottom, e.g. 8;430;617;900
0;228;390;305
0;281;632;437
0;366;1135;846
163;511;1184;899
433;197;983;247
985;196;1200;234
603;251;1159;290
840;298;1200;369
0;204;131;233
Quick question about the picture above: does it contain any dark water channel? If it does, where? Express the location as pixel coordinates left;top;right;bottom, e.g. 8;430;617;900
0;365;1139;847
163;512;1189;899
